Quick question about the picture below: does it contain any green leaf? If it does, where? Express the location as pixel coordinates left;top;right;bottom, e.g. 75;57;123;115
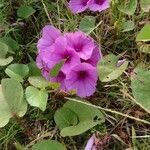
79;16;96;34
97;54;128;82
17;6;36;19
28;62;41;76
117;0;137;15
122;20;135;32
136;24;150;42
0;41;8;58
25;86;48;111
131;67;150;113
5;64;29;82
54;107;78;130
0;79;27;127
50;60;65;77
0;42;13;66
55;100;105;137
140;0;150;12
32;140;66;150
0;56;13;66
28;76;60;89
0;37;19;53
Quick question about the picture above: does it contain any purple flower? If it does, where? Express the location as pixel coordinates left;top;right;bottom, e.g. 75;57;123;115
65;31;95;60
85;134;97;150
36;54;67;90
36;25;103;97
42;36;81;74
66;63;98;97
89;0;110;12
68;0;110;13
36;54;51;80
68;0;90;14
55;70;67;91
85;135;95;150
81;47;102;67
37;25;61;52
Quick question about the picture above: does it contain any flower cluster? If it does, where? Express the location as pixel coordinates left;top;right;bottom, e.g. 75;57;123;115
36;25;102;97
68;0;110;14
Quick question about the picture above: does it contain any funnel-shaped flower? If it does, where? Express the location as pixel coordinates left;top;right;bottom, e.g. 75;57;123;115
37;25;61;52
43;36;81;74
66;63;98;97
65;31;95;60
36;54;67;90
69;0;90;13
81;46;102;67
89;0;110;12
36;54;51;80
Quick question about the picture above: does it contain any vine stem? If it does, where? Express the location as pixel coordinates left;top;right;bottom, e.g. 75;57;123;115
41;0;53;25
66;98;150;125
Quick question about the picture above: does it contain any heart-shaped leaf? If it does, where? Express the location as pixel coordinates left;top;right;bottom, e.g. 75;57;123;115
0;41;8;58
17;6;36;19
28;76;60;89
28;62;41;76
97;54;128;82
54;100;105;137
136;24;150;42
0;37;19;53
25;86;48;111
131;67;150;113
32;140;66;150
54;107;78;130
79;16;96;34
117;0;137;15
122;20;135;32
0;56;13;66
0;79;27;127
5;64;29;82
0;42;13;66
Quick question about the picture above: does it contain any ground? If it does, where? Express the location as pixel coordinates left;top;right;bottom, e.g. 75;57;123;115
0;0;150;150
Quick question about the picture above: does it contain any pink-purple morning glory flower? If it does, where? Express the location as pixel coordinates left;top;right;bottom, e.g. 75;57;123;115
36;25;102;97
36;54;67;90
48;36;81;74
65;63;98;97
65;31;95;60
85;134;97;150
37;25;61;52
81;47;102;67
68;0;110;14
68;0;90;13
89;0;110;12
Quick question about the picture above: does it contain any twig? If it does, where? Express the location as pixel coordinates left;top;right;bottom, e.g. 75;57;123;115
41;0;53;25
26;128;57;148
66;98;150;125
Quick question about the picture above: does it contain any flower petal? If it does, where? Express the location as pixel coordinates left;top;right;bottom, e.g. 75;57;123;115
82;46;102;66
69;0;90;13
65;31;95;60
66;63;97;97
37;25;61;52
89;0;110;12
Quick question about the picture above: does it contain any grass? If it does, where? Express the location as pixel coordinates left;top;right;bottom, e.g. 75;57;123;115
0;0;150;149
